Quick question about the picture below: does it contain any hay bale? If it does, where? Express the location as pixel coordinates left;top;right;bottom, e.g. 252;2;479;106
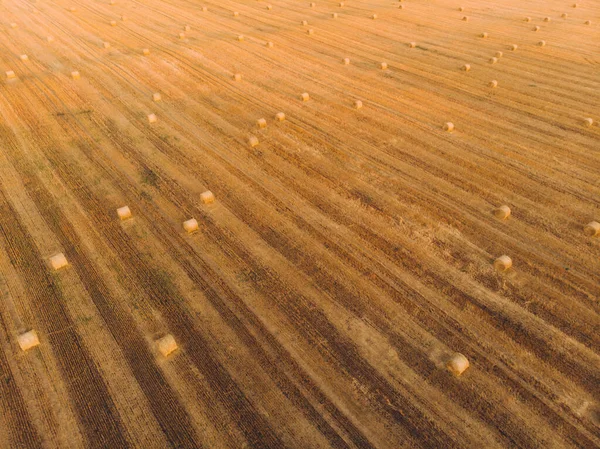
184;25;190;32
339;2;344;6
343;57;350;65
494;255;512;272
495;51;503;58
110;0;115;4
47;36;55;42
533;26;540;31
493;205;511;219
249;136;259;147
310;2;316;7
71;71;80;80
332;13;338;18
20;54;28;61
573;3;577;7
302;20;308;26
561;13;568;18
202;6;207;11
462;16;469;22
398;4;403;9
103;42;110;48
584;20;591;25
583;118;594;127
157;334;178;357
480;32;488;38
538;40;546;47
110;20;117;26
544;17;551;22
354;100;363;109
153;92;161;102
267;5;272;10
443;122;454;132
117;206;132;220
525;17;531;22
266;41;274;48
69;7;77;12
120;15;127;21
257;118;267;128
183;218;198;233
233;73;242;81
50;253;68;271
489;57;498;64
10;23;18;29
371;14;378;20
236;35;244;41
459;7;464;11
147;113;157;124
301;92;310;102
179;32;186;40
233;11;239;17
509;44;518;51
200;190;215;204
307;28;314;35
462;64;471;72
380;62;388;70
584;221;600;237
489;80;498;88
446;353;469;376
6;71;15;80
275;112;286;121
142;48;150;55
17;331;40;352
408;42;416;48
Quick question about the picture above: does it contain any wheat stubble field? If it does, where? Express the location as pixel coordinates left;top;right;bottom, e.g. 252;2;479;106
0;0;598;447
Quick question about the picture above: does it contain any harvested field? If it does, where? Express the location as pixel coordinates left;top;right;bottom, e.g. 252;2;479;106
0;0;598;447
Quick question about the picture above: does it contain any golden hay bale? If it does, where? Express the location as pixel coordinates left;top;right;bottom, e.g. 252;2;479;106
18;331;40;352
339;2;344;6
184;25;190;32
103;42;110;48
489;80;498;88
380;62;388;70
300;92;310;102
10;23;18;29
443;122;454;132
446;353;469;376
354;100;363;109
266;41;274;48
462;64;471;72
20;54;28;61
120;15;126;21
332;13;338;18
561;13;568;18
509;44;518;51
117;206;132;220
179;32;186;40
47;36;55;42
275;112;286;121
493;205;511;219
237;35;244;42
110;0;115;4
583;117;594;127
533;26;540;31
6;70;16;80
233;73;242;81
398;4;403;9
573;3;577;7
249;135;259;147
538;40;546;47
257;118;267;128
233;11;239;17
408;42;416;48
462;16;469;22
371;14;378;20
183;218;198;233
153;92;161;102
480;32;488;38
110;20;117;26
307;28;314;35
458;6;464;11
69;7;77;12
202;6;207;11
544;17;551;22
200;190;215;204
147;113;157;124
71;71;80;80
142;48;150;55
302;20;308;26
495;51;503;58
343;57;350;65
584;20;591;25
489;57;498;64
157;334;178;357
525;17;531;22
584;221;600;237
267;5;272;10
50;253;68;271
310;2;316;7
494;255;512;272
